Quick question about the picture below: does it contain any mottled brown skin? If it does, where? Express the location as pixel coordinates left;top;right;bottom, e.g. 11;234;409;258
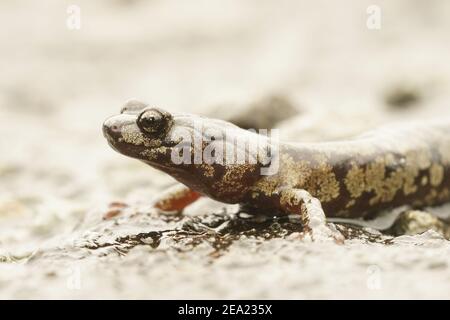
253;132;450;219
103;100;450;239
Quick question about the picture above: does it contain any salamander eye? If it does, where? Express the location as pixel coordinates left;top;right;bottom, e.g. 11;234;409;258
137;108;168;135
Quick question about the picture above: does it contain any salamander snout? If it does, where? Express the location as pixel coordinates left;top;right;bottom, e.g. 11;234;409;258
102;115;124;142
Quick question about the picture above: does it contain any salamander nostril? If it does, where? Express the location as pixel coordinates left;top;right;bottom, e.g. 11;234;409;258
102;117;122;140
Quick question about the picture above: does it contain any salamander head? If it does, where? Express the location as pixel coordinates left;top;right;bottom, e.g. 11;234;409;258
103;99;241;160
103;100;268;199
103;100;175;158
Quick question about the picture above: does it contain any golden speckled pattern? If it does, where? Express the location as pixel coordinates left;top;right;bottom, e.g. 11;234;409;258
344;163;365;199
430;163;444;187
243;120;450;218
280;121;450;218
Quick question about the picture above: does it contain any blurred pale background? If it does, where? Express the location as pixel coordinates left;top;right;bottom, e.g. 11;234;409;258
0;0;449;298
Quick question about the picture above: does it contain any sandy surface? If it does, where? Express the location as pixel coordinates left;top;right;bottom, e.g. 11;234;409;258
1;0;450;299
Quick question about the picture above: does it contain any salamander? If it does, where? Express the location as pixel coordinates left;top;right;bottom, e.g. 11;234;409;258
102;99;450;241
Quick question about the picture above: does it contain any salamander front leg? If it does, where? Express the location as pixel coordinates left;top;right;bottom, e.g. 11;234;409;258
278;188;344;243
152;184;201;213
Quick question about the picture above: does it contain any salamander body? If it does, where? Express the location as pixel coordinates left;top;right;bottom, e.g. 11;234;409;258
103;100;450;240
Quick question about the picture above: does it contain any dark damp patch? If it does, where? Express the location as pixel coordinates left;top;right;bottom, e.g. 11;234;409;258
80;210;393;258
335;223;394;245
212;94;298;130
384;86;421;109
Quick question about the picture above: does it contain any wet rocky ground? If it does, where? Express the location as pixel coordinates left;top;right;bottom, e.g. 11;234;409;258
1;0;450;299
